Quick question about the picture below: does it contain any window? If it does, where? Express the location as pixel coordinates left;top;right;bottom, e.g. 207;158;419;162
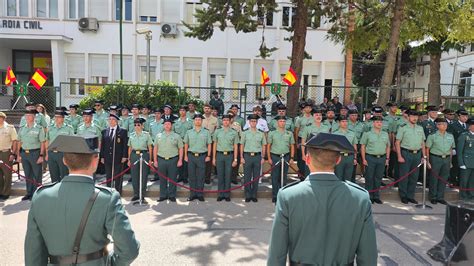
89;0;108;20
115;0;132;21
112;55;132;82
210;74;225;88
161;57;179;85
69;78;85;95
231;81;245;101
139;0;158;22
89;54;108;83
139;66;156;83
257;10;273;26
7;0;28;16
36;0;58;18
185;2;202;24
67;54;85;92
91;76;108;84
69;0;85;19
185;70;201;97
282;6;295;27
162;71;179;85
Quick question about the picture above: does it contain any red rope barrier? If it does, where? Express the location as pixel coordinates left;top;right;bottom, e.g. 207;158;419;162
287;163;306;179
430;169;474;191
97;165;132;185
0;160;42;187
147;162;279;193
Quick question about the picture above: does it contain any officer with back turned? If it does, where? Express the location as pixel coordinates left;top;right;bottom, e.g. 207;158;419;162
267;133;377;265
25;135;139;265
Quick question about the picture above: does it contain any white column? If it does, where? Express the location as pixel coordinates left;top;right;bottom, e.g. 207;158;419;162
179;0;184;22
84;52;90;82
108;0;113;21
84;0;89;17
249;58;255;103
178;56;184;88
318;61;326;101
108;53;113;82
58;0;65;20
155;56;161;80
225;58;231;87
201;57;208;87
51;40;66;106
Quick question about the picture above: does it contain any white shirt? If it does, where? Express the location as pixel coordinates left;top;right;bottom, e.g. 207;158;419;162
109;126;117;138
310;172;335;175
243;118;269;132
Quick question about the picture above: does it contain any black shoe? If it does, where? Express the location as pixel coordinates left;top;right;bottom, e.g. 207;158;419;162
205;180;211;184
149;177;159;182
225;197;231;202
217;197;223;202
408;198;418;204
272;198;276;203
157;197;167;202
0;195;4;200
370;199;375;204
245;198;251;202
401;198;409;204
183;179;189;184
438;199;447;205
21;195;30;201
2;195;9;200
231;180;238;185
430;200;438;205
252;198;258;202
176;178;183;183
169;197;176;202
131;196;139;201
128;177;132;182
198;197;205;202
187;196;196;201
374;199;383;204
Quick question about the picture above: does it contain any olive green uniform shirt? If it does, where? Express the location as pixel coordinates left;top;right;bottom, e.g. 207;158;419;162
333;128;357;145
268;129;295;154
426;131;455;156
322;119;339;132
20;114;48;128
76;123;102;138
360;130;390;155
128;131;153;150
348;121;364;142
295;115;314;138
46;124;74;143
148;119;164;140
396;124;425;150
174;118;193;139
65;115;82;133
184;128;212;153
269;117;295;132
154;131;183;158
18;124;46;150
240;129;267;153
213;127;239;152
301;123;330;141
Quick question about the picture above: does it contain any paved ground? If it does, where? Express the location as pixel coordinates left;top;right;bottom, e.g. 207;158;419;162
1;195;446;265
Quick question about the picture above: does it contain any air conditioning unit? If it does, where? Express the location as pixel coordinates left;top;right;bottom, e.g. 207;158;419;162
161;23;177;37
78;18;99;32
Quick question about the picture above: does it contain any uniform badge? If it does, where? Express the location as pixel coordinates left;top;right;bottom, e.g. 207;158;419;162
117;138;121;143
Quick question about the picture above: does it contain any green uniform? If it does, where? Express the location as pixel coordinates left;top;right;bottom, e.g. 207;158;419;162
46;124;74;182
268;129;295;200
448;120;468;184
322;119;339;133
295;115;314;178
421;118;437;138
426;131;455;201
20;114;48;128
241;129;267;199
457;131;474;200
65;114;82;133
76;123;102;138
127;116;148;135
18;124;46;197
333;129;357;182
384;114;399;127
213;127;239;199
301;123;330;176
119;116;131;133
396;123;425;200
267;173;377;265
174;117;193;139
93;109;109;131
25;176;139;265
348;120;364;142
128;131;153;199
184;128;212;198
155;131;183;199
186;111;198;119
268;117;295;132
360;129;390;200
364;118;390;133
148;119;164;140
234;115;245;128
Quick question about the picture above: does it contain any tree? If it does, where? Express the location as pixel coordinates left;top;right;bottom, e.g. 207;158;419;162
184;0;344;117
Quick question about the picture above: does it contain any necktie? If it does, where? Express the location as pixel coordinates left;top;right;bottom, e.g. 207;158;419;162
110;128;115;138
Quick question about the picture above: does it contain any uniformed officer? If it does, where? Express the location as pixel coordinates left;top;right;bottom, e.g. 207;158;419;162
240;114;267;202
154;118;183;202
243;105;269;132
149;108;164;141
322;106;339;133
267;115;295;203
203;104;218;184
301;108;330;176
184;114;212;202
426;118;455;204
362;109;372;125
348;109;364;182
267;133;377;265
186;102;198;119
17;109;46;201
294;102;314;177
65;104;82;133
212;114;239;202
174;105;193;183
45;110;74;182
76;109;102;141
210;90;225;116
25;135;139;265
92;100;109;131
396;109;426;204
421;105;439;137
20;102;48;128
141;104;153;129
119;105;131;130
364;106;390;133
442;109;455;125
268;104;294;131
333;115;358;182
448;109;469;185
230;104;245;128
127;118;153;203
0;112;18;201
457;118;474;200
384;102;399;127
360;116;390;204
388;105;409;181
128;104;146;135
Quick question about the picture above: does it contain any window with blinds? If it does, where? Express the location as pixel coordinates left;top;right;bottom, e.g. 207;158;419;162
139;0;158;22
89;0;108;20
89;54;108;82
162;0;180;23
112;55;132;82
161;57;180;85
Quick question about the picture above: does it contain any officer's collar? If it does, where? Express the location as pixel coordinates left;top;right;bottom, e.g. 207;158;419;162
307;172;338;181
61;174;95;183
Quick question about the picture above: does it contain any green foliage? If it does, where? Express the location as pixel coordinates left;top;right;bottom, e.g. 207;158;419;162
79;80;203;111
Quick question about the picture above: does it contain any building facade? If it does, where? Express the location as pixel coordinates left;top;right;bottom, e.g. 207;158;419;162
0;0;346;109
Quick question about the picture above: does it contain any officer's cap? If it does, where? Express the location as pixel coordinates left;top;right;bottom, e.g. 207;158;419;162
372;106;383;113
221;114;233;120
348;109;358;115
426;105;438;112
109;114;120;120
134;118;146;124
442;109;454;115
230;104;240;109
121;105;130;110
467;118;474;126
109;105;118;111
212;90;219;95
252;105;262;111
340;105;349;110
163;118;174;124
301;101;312;108
69;104;79;109
386;102;397;107
54;110;67;117
457;109;469;116
434;117;447;124
25;102;35;107
179;105;188;111
257;97;266;101
419;111;427;116
56;106;68;112
275;115;287;121
362;109;372;114
142;104;152;110
311;107;323;114
48;135;99;154
94;99;104;105
247;114;260;120
25;109;38;115
82;109;94;116
154;108;164;114
193;113;205;120
131;103;141;109
304;133;354;154
163;104;173;110
277;104;287;110
326;106;336;112
370;116;383;121
399;105;409;111
337;115;349;121
406;109;420;116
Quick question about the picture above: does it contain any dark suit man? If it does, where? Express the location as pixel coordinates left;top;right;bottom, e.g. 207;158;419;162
100;114;128;194
447;110;469;184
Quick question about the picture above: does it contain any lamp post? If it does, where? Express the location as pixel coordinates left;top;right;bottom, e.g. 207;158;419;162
136;28;152;85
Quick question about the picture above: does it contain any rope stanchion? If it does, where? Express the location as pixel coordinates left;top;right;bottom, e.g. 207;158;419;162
0;160;42;187
146;161;279;193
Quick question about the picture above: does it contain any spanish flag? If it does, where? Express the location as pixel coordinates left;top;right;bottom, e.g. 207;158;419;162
4;66;16;86
261;67;270;86
282;67;297;86
30;69;47;90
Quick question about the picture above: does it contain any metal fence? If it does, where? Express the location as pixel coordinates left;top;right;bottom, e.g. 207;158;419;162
0;84;58;112
440;83;474;98
182;86;247;114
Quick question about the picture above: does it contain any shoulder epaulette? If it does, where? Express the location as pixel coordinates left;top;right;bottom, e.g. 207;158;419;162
94;184;114;194
282;180;303;190
36;182;59;192
344;180;368;193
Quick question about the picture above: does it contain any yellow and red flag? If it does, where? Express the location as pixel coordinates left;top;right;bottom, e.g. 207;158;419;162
4;66;17;86
282;67;297;86
261;67;270;86
30;69;47;90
